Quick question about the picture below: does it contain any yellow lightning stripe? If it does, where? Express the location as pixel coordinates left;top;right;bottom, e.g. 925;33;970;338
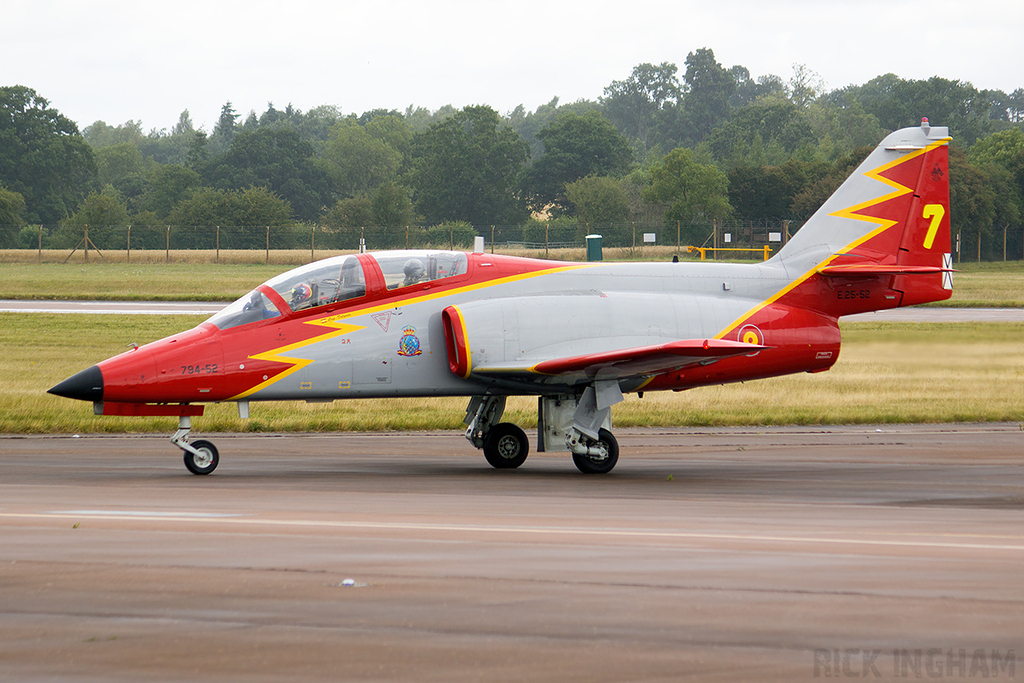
713;137;951;340
229;319;365;400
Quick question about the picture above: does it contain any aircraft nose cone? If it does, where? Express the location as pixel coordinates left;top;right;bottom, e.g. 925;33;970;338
48;365;104;402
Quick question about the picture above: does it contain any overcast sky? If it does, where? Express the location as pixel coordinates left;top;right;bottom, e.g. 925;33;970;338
4;0;1022;132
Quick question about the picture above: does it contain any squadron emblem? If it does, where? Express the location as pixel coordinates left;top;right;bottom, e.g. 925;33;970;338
397;326;422;357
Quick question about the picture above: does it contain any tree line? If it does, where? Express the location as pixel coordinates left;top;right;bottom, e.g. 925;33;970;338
2;48;1023;259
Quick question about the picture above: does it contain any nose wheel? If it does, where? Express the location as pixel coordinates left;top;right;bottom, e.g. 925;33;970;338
183;439;219;475
172;416;220;475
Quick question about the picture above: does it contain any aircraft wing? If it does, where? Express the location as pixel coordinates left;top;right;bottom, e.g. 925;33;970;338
470;338;768;383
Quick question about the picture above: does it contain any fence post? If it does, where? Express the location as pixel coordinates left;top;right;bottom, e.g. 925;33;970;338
406;225;409;250
676;221;680;253
166;226;170;262
545;222;549;259
84;226;89;262
266;226;270;264
37;225;42;262
127;225;131;263
216;225;220;263
491;225;495;254
311;224;315;262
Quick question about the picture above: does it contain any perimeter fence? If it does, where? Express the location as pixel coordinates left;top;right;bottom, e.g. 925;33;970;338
4;220;1022;264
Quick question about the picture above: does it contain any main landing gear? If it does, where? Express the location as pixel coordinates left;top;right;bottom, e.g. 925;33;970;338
464;382;624;474
172;415;219;475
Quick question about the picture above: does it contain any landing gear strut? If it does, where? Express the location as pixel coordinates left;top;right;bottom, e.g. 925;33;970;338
464;381;625;474
465;396;530;469
171;415;219;475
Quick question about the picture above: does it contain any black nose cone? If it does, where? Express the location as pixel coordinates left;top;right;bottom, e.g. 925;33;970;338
48;365;104;402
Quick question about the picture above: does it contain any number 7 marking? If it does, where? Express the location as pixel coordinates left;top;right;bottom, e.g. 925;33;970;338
922;204;944;249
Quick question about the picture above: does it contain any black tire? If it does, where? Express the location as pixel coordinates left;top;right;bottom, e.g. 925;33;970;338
183;439;219;475
483;423;529;469
572;429;619;474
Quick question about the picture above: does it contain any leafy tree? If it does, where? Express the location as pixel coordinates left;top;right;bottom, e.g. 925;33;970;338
95;143;146;202
186;130;210;170
730;68;787;108
564;175;628;225
643;147;731;226
509;97;603;159
1008;88;1024;123
0;186;27;246
204;127;332;221
410;105;529;226
523;111;633;214
842;75;993;144
83;120;146;149
321;119;404;198
703;97;815;167
321;197;373;231
55;186;130;248
166;186;294;249
802;96;884;160
140;164;202;220
522;216;581;245
683;48;735;140
949;145;999;260
788;64;825;108
728;159;826;220
209;101;239;155
370;182;414;232
969;127;1024;197
427;220;476;248
790;146;872;218
601;62;682;148
0;86;97;224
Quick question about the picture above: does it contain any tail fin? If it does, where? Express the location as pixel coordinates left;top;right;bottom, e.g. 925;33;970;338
777;118;953;308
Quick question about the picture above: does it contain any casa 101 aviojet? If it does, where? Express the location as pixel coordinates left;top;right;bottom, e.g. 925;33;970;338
50;120;954;475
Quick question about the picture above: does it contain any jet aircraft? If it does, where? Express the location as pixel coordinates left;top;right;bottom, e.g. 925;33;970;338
50;120;954;475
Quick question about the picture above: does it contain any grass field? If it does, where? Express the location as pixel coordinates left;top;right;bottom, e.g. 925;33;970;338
2;251;1021;306
3;313;1021;434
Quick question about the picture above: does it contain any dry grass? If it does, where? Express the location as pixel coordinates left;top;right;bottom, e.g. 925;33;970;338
3;314;1021;434
1;252;1021;306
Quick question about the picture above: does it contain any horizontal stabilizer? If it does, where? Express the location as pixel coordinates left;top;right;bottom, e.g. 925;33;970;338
818;263;956;277
473;338;768;382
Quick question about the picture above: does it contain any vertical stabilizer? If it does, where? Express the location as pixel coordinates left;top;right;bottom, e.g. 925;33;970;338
777;119;953;308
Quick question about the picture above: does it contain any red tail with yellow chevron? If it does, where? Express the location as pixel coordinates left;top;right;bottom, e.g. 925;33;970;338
777;118;953;312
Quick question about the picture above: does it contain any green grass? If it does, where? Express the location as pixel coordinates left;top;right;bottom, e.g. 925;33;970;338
4;314;1022;434
2;252;1022;306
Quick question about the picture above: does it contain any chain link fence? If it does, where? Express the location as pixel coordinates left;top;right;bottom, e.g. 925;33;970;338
4;220;1022;263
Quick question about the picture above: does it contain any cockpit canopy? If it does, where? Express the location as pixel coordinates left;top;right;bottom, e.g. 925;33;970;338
207;250;469;330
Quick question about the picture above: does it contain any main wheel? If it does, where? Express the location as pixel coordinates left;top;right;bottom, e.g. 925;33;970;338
483;423;529;469
183;439;219;475
572;429;619;474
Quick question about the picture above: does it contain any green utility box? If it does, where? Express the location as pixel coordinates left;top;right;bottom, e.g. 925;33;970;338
585;234;603;262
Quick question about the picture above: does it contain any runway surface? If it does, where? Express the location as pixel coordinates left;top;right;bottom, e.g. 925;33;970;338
2;425;1022;681
3;299;1024;322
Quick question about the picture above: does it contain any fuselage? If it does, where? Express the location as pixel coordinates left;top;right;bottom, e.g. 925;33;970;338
58;249;852;408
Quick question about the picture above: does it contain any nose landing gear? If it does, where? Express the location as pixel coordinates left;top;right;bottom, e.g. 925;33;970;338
172;415;220;475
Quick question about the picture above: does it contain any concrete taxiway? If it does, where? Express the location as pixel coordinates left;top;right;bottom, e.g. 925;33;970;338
1;425;1022;681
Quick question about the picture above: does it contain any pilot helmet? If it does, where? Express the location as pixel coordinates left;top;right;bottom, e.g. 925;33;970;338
291;283;312;302
403;259;425;280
